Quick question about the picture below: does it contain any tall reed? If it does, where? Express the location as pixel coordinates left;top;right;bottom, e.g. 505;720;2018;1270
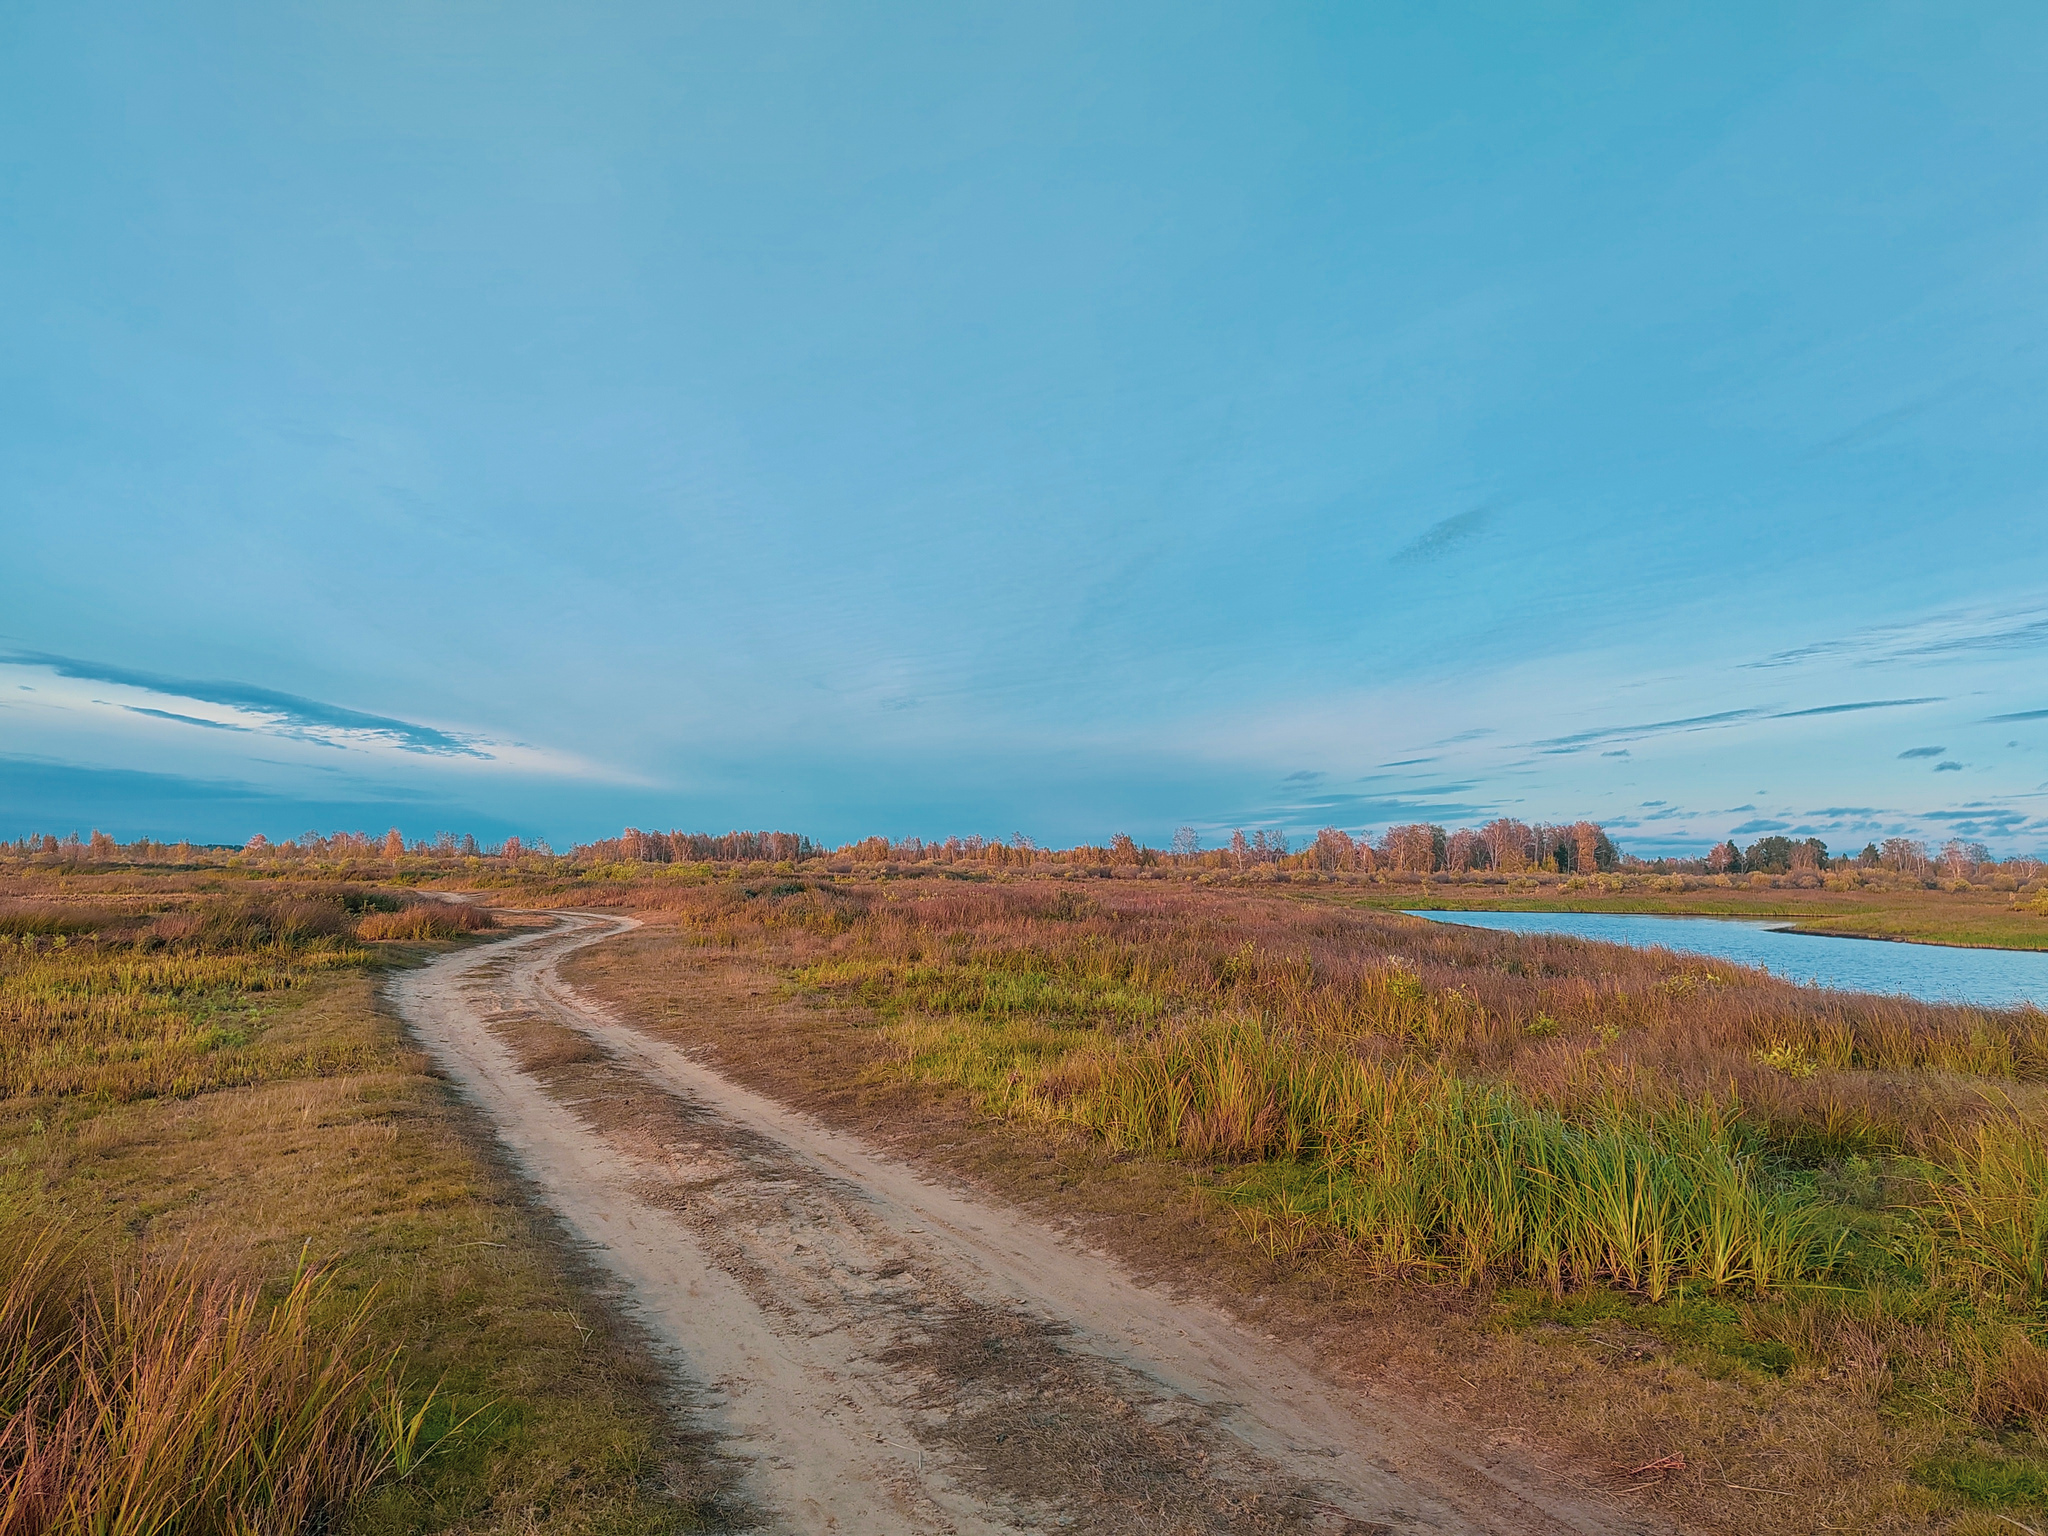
1924;1116;2048;1304
0;1230;394;1535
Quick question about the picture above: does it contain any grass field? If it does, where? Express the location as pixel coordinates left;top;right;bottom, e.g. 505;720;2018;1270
553;870;2048;1534
9;843;2047;1532
0;871;727;1534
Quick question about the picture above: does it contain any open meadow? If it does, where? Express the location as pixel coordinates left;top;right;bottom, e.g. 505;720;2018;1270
5;837;2047;1533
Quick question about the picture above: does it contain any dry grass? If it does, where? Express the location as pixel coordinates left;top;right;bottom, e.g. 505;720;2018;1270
0;1232;388;1534
353;904;495;941
0;943;368;1103
0;876;723;1536
0;891;493;1105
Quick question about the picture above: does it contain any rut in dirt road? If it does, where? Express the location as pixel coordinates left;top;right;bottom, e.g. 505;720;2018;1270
392;914;1661;1536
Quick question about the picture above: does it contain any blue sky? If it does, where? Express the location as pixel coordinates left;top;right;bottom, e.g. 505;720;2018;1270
5;3;2047;855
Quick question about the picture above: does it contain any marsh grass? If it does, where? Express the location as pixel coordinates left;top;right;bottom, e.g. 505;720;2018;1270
354;905;496;942
1927;1118;2048;1305
1029;1012;1841;1298
649;877;2048;1513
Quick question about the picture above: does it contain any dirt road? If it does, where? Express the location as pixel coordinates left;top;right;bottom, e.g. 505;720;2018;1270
391;913;1657;1536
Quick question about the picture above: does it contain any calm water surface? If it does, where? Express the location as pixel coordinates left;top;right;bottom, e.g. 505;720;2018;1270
1403;910;2048;1009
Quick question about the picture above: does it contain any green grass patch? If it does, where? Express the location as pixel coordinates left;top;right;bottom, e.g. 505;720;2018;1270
1917;1450;2048;1507
802;954;1168;1029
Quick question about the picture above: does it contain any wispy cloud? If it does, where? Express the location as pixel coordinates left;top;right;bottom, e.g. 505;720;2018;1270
0;650;631;784
7;650;488;757
1898;745;1947;759
1748;604;2048;670
1535;709;1767;751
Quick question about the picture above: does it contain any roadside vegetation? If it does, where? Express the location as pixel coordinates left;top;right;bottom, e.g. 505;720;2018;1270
558;870;2048;1533
0;862;723;1535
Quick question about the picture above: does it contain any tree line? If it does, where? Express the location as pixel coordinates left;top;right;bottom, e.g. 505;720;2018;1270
1701;834;2016;880
8;823;2039;883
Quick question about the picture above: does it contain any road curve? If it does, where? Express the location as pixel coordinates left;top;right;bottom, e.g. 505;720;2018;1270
390;912;1655;1536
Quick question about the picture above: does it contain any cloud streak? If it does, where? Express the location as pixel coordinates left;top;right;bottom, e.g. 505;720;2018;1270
1774;698;1941;717
1748;605;2048;671
1536;709;1767;751
6;651;488;757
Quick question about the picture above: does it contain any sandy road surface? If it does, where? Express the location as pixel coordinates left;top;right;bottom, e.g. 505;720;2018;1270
392;913;1656;1536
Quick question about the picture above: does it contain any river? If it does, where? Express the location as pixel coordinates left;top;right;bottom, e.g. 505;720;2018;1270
1403;910;2048;1008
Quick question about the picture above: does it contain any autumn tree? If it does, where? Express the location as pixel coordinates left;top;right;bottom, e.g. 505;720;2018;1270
1880;837;1930;875
1481;818;1533;872
1569;821;1616;875
1381;823;1445;873
1234;830;1289;864
1941;839;1991;878
1309;827;1357;872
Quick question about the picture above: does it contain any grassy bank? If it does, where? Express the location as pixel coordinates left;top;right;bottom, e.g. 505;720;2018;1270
1360;878;2048;950
0;875;725;1534
568;873;2048;1532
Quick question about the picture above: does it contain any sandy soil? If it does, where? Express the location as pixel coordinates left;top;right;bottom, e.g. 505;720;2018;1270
391;913;1665;1536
